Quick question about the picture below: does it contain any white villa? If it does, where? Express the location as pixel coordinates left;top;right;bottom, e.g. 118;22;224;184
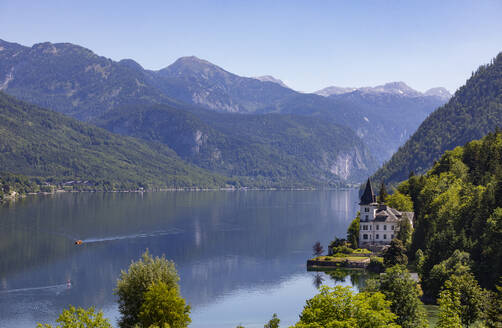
359;179;414;246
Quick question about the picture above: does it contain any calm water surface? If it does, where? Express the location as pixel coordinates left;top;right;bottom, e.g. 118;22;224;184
0;190;365;327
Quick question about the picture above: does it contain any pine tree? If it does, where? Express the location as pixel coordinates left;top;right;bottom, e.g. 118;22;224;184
379;182;388;203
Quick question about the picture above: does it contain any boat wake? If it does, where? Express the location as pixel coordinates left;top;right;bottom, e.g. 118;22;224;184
0;283;68;295
78;228;183;244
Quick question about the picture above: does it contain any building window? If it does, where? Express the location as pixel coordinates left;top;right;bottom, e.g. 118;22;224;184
384;225;387;230
391;234;394;239
365;215;369;220
383;234;387;239
363;234;368;240
376;225;379;230
391;225;395;230
365;207;369;212
376;234;379;239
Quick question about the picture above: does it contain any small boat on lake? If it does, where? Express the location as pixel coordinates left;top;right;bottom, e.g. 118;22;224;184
75;240;83;245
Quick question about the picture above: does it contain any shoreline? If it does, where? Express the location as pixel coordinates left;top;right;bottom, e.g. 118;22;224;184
1;187;358;204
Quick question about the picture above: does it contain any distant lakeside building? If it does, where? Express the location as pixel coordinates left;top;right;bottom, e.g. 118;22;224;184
359;179;413;246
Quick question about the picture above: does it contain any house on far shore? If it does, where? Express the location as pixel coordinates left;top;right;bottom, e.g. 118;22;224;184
359;179;413;248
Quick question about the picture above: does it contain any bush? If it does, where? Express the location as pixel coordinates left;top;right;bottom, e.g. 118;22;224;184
331;246;354;254
115;250;180;328
37;306;111;328
353;248;372;254
368;257;384;273
137;281;191;328
291;285;399;327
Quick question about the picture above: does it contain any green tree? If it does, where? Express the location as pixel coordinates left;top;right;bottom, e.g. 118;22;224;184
383;239;408;267
415;249;426;276
291;285;400;328
365;265;428;328
37;306;112;328
446;273;485;326
424;250;472;300
436;281;462;328
264;313;280;328
137;281;191;328
485;278;502;328
115;250;180;328
396;217;413;248
379;182;388;203
347;213;360;249
387;191;413;212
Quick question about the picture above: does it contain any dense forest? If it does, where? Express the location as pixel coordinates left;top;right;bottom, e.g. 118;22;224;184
0;92;229;191
389;131;502;301
373;52;502;185
0;173;42;202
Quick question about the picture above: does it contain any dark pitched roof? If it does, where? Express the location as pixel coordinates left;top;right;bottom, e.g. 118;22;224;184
360;178;376;205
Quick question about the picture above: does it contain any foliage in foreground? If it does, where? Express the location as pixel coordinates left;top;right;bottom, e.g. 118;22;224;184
264;313;280;328
365;265;428;328
115;250;182;328
37;306;112;328
137;281;191;328
291;285;400;328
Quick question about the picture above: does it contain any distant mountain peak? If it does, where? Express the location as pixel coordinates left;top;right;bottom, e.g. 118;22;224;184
118;58;144;71
175;55;213;65
424;87;451;100
169;56;220;70
358;81;421;97
314;86;357;97
253;75;290;89
160;56;229;78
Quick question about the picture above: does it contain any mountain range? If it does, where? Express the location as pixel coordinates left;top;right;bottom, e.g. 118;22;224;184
373;52;502;185
315;82;451;101
0;38;453;186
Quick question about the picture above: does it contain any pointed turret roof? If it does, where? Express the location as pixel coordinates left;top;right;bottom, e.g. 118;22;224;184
360;178;376;205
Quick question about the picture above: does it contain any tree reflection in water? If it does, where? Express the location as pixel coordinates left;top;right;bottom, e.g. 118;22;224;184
310;269;376;291
312;272;324;289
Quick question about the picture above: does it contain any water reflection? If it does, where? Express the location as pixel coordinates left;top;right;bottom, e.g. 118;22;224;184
0;190;359;327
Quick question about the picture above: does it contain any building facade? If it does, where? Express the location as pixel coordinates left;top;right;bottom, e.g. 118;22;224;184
359;179;414;246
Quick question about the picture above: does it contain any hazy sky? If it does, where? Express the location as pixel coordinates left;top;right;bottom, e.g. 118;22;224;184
1;0;502;93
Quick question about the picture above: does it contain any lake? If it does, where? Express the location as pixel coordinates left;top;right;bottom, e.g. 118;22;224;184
0;190;366;327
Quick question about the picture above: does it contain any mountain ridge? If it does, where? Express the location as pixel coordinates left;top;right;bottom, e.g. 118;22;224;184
372;52;502;185
0;38;449;168
315;82;451;99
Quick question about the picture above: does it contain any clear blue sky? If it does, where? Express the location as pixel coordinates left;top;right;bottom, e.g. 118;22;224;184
1;0;501;93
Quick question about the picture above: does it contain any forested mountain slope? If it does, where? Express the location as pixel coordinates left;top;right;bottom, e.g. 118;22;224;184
96;104;377;186
390;131;502;296
373;52;502;184
0;92;227;189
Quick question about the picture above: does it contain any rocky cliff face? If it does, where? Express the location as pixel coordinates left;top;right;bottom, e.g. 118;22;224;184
95;104;378;185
